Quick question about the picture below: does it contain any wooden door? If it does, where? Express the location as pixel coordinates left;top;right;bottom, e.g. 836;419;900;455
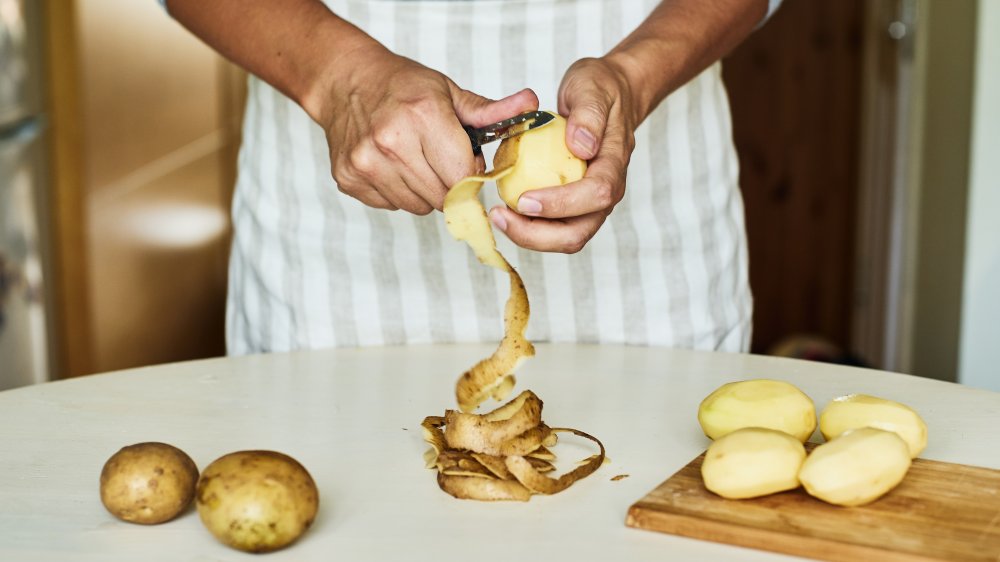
723;0;865;358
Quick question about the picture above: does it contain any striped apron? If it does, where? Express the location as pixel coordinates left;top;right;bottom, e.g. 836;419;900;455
226;0;753;354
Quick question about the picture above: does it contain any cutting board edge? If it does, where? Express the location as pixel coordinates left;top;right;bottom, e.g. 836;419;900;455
625;501;946;562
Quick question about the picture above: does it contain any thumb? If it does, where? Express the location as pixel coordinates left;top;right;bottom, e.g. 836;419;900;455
560;86;610;161
451;86;539;128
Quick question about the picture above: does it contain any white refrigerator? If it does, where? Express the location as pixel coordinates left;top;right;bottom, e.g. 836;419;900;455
0;0;52;390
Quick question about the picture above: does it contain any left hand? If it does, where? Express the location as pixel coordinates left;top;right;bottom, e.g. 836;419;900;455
488;56;640;254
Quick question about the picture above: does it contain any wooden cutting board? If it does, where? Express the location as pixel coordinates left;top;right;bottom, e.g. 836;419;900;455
626;447;1000;562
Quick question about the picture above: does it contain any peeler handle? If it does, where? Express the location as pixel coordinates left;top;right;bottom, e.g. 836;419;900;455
463;125;483;156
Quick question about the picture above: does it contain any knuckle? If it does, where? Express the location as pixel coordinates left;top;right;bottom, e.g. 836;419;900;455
332;168;356;195
407;95;440;117
348;143;378;177
562;240;585;255
581;99;607;118
593;180;616;210
372;124;403;155
560;231;590;254
409;201;434;216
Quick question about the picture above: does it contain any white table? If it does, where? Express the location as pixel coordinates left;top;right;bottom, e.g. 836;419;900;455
2;344;997;561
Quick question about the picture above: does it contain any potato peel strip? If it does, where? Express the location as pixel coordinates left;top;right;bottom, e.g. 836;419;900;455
504;429;606;495
424;120;605;501
444;167;535;413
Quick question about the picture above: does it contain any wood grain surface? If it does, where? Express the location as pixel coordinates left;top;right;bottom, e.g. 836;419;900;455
627;447;1000;562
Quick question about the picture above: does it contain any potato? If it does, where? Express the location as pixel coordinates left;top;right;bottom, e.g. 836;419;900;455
819;394;927;458
99;442;198;524
698;379;817;442
701;427;806;499
798;427;911;506
196;450;319;553
493;112;587;209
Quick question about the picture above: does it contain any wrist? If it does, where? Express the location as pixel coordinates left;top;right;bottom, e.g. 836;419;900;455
604;48;659;127
297;20;385;126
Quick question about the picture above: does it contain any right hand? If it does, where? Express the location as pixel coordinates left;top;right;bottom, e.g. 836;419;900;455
314;44;539;214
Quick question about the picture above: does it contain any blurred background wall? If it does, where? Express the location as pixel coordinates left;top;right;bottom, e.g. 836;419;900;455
958;0;1000;391
0;0;996;390
43;0;244;378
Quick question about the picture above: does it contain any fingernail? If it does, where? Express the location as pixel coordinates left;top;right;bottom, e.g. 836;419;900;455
574;128;598;157
490;210;508;231
517;197;542;215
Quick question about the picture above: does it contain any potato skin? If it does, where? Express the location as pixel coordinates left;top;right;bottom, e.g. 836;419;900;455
99;442;198;525
196;450;319;553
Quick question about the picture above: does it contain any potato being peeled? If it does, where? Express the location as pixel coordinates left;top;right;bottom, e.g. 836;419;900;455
799;427;911;507
99;442;198;525
698;379;817;442
820;394;927;458
701;427;806;499
494;112;587;209
196;450;319;553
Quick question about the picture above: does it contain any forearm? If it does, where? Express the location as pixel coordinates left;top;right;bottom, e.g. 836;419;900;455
606;0;768;124
166;0;381;123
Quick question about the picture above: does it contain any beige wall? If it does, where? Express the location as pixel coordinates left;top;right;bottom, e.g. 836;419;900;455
899;0;977;382
958;0;1000;391
50;0;244;375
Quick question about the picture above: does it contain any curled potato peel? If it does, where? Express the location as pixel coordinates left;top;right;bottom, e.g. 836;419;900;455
425;111;604;501
504;429;606;495
444;166;533;413
444;390;543;450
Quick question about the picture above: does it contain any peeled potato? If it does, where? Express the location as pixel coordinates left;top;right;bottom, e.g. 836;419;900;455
701;427;806;499
799;427;911;507
493;112;587;209
196;450;319;553
99;442;198;525
698;379;817;442
820;394;927;458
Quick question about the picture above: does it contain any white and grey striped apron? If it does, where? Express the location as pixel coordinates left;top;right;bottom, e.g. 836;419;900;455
226;0;753;355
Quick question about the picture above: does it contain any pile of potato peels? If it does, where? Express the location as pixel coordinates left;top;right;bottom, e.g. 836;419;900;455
422;391;605;501
421;113;605;501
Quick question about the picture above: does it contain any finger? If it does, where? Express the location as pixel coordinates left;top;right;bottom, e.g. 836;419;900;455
342;184;397;210
349;187;398;211
401;151;450;212
396;171;436;215
450;86;540;128
558;72;612;161
352;135;434;214
374;124;452;211
355;157;433;214
514;113;632;218
488;205;607;254
333;162;399;210
417;98;482;190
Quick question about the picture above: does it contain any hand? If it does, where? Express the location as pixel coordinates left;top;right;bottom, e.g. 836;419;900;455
488;56;640;253
317;44;539;214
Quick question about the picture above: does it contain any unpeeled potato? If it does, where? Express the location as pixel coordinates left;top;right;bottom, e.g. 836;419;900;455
820;394;927;458
701;427;806;499
494;113;587;209
698;379;817;442
99;442;198;525
196;450;319;553
798;427;912;506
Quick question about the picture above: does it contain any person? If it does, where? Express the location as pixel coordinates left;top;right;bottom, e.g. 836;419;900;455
162;0;781;354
